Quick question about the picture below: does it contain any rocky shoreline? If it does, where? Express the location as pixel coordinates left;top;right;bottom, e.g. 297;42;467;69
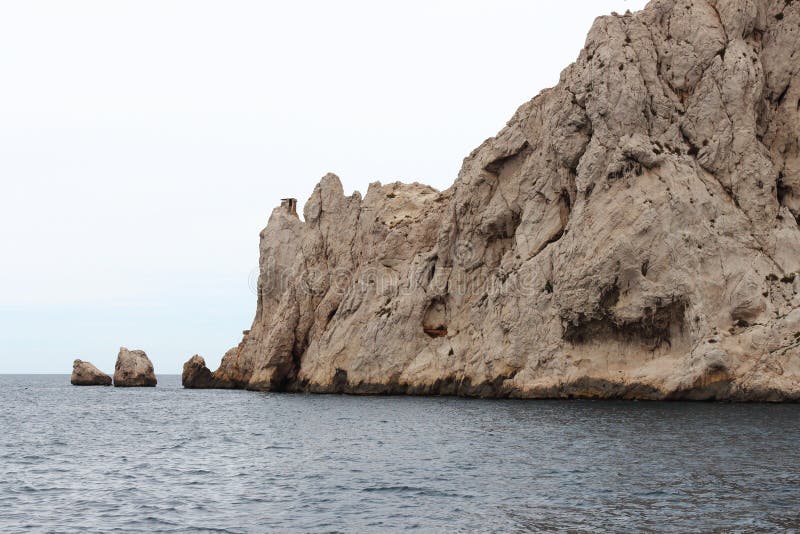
176;0;798;401
183;361;797;402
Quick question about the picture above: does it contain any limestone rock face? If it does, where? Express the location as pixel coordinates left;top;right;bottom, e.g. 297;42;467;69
114;348;157;387
185;0;800;400
70;359;112;386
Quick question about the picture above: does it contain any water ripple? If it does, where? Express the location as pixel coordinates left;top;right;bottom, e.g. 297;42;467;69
1;375;799;532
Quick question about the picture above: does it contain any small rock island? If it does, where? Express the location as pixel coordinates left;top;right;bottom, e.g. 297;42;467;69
113;347;157;387
70;359;112;386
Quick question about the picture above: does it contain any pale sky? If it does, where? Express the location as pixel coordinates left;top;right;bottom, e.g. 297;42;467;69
0;0;649;373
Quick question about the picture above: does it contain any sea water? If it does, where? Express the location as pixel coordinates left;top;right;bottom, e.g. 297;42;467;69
1;374;798;532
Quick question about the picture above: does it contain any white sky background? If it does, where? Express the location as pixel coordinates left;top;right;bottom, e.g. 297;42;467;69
0;0;649;373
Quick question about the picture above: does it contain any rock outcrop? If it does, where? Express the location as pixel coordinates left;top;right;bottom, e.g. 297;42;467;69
70;359;112;386
182;355;228;389
185;0;800;401
114;348;157;387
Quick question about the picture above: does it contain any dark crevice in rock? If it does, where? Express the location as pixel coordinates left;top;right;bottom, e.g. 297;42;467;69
560;188;572;212
680;127;700;157
423;327;448;338
774;83;790;106
270;335;309;392
562;282;687;349
541;228;566;253
331;368;348;393
325;304;339;327
426;257;437;284
722;184;741;209
777;171;791;206
607;157;643;181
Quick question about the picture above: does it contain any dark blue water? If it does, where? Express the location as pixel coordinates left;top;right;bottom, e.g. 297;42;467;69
1;375;799;532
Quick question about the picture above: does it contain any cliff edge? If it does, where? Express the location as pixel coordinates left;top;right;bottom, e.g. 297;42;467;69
185;0;800;400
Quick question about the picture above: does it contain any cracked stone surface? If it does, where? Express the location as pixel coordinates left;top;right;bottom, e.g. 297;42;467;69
184;0;800;400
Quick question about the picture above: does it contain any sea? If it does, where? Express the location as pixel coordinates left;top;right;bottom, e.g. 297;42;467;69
1;374;799;533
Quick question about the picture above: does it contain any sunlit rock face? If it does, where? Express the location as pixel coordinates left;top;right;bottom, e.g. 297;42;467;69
185;0;800;401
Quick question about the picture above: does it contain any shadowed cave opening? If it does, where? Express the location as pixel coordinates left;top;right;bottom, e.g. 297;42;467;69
423;297;448;338
562;283;688;349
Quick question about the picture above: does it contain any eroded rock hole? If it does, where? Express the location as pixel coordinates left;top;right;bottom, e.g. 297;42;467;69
562;282;687;349
423;297;448;338
332;368;348;393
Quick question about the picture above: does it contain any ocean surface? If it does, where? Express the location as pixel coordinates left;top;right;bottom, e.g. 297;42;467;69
1;374;799;533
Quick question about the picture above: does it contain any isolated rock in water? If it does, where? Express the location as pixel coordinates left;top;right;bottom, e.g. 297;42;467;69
182;355;228;389
184;0;800;401
70;359;112;386
114;347;157;387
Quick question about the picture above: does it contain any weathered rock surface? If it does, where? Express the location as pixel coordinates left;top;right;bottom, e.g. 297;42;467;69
186;0;800;401
114;347;157;387
182;355;228;389
70;359;112;386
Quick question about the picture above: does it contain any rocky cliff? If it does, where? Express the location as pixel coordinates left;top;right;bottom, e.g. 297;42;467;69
185;0;800;400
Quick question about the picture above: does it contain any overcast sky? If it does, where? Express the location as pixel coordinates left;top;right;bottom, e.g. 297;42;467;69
0;0;648;373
